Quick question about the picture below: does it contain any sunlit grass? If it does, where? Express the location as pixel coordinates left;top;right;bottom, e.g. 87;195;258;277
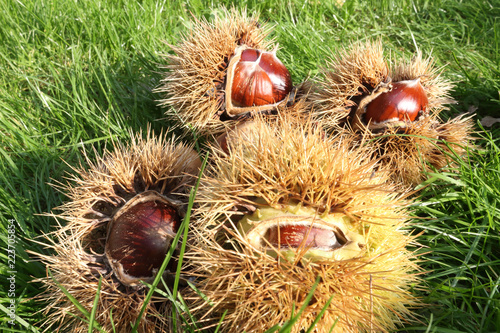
0;0;499;332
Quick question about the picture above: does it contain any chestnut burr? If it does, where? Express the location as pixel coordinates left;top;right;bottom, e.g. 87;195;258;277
186;114;420;333
157;9;306;135
35;130;201;332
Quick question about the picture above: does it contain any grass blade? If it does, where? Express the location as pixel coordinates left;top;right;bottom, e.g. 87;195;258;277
131;152;208;332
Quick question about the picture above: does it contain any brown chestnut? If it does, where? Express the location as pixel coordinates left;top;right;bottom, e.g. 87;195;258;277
225;46;293;117
364;78;428;124
105;191;181;287
238;206;365;262
264;224;347;250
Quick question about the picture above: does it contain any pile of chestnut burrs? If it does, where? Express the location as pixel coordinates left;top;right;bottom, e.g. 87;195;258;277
36;8;474;333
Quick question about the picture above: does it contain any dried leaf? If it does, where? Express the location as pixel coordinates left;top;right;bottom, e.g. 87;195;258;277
480;116;500;127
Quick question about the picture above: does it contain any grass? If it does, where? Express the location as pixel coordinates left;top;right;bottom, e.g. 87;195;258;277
0;0;499;331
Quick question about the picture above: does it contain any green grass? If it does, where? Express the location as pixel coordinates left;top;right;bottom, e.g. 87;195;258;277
0;0;499;332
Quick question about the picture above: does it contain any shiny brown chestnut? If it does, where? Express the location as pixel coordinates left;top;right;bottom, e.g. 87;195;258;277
364;78;428;124
105;191;181;287
225;46;293;117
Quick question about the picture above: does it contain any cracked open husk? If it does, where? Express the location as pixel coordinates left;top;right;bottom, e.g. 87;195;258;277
184;114;421;332
32;129;200;332
308;39;475;186
155;7;308;136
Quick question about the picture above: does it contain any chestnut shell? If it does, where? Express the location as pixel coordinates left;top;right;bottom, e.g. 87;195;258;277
364;79;428;124
105;191;181;286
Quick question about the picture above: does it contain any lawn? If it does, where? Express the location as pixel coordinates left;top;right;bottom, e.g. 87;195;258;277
1;0;499;332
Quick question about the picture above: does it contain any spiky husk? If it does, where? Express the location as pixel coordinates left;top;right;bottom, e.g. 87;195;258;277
185;114;421;332
211;98;311;154
309;39;473;186
356;114;475;185
33;130;201;332
34;228;178;333
156;8;275;135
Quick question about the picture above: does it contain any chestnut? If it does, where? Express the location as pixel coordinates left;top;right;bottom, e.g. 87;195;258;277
225;46;293;117
238;206;365;262
264;224;347;250
105;191;181;287
364;78;428;124
157;10;308;135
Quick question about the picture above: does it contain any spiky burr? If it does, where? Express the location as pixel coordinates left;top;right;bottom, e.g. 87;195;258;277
309;40;474;186
184;114;421;333
33;129;200;332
